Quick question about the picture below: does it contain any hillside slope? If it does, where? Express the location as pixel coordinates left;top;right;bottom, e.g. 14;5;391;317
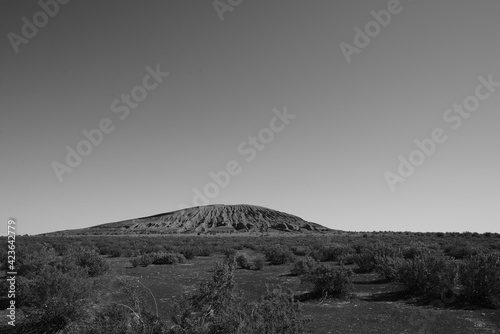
45;204;330;235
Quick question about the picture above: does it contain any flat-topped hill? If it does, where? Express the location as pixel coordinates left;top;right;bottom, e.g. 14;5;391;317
44;204;331;235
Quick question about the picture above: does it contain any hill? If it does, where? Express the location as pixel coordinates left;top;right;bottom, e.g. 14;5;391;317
43;204;331;235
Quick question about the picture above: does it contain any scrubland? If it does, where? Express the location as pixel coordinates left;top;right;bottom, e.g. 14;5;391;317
1;231;500;333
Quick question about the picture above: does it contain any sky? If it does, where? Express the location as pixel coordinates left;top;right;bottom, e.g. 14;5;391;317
1;0;499;235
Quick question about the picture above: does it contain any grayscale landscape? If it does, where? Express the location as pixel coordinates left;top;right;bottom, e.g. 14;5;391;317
1;1;499;333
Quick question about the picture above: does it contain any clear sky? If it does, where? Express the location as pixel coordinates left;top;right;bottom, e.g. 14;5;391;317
1;0;499;235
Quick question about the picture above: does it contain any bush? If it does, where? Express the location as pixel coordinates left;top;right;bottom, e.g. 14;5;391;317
338;253;355;265
17;266;99;333
373;255;404;281
237;254;265;271
130;257;141;268
169;256;242;333
252;257;265;271
301;263;354;299
66;280;167;334
196;246;213;257
108;249;122;258
264;245;296;265
65;247;109;277
290;256;318;276
242;242;259;251
169;257;304;334
121;249;139;258
236;254;252;269
13;245;106;333
244;286;304;333
396;251;458;298
401;244;427;259
458;253;500;305
308;245;349;262
180;247;196;260
444;241;481;259
290;246;310;256
4;243;57;276
222;247;237;258
352;243;401;273
152;252;186;265
139;253;155;267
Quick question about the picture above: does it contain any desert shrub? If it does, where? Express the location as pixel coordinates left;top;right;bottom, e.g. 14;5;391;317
52;242;71;256
244;286;304;333
17;266;99;333
151;252;186;265
458;253;500;305
290;256;318;276
108;249;122;258
252;257;265;271
180;247;196;260
308;244;348;262
236;254;265;271
373;255;404;281
143;244;166;254
338;252;355;265
66;278;167;334
290;246;310;256
169;256;304;334
4;243;57;276
222;247;237;258
169;256;243;333
196;246;213;257
242;242;259;251
97;243;123;257
130;257;142;268
264;244;296;265
64;247;110;277
65;304;136;334
121;248;136;257
309;249;328;262
301;263;353;299
330;246;351;262
139;253;155;267
13;244;107;333
352;249;377;273
401;244;427;259
396;251;458;297
236;253;252;269
444;241;481;259
352;243;400;273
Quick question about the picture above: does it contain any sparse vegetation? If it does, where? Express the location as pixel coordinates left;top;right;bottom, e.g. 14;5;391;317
290;256;318;276
2;232;500;333
6;243;108;333
263;244;296;265
301;263;354;299
236;253;252;269
458;252;500;305
395;250;458;298
168;257;304;333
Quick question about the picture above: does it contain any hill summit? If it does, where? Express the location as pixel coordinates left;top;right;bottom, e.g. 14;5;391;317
49;204;330;235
